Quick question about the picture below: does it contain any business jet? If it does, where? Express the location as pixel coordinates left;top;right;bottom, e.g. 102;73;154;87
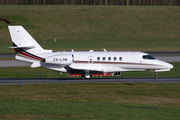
8;26;173;79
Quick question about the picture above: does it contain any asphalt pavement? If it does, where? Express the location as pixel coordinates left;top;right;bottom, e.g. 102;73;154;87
0;77;180;85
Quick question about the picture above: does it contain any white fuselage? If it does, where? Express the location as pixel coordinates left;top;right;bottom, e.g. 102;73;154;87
16;51;173;75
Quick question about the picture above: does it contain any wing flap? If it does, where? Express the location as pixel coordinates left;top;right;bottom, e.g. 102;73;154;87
71;66;103;72
155;69;170;72
65;65;104;72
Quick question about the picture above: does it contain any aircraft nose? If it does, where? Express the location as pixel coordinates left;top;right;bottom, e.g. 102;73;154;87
166;63;174;69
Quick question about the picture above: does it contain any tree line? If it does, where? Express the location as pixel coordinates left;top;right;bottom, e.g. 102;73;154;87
1;0;180;6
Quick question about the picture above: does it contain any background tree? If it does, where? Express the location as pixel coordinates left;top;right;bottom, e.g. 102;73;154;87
127;0;129;6
0;0;180;5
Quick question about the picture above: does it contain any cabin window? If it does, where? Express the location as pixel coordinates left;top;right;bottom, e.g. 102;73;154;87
108;57;111;61
103;57;106;61
114;57;117;61
142;55;155;60
72;54;74;62
97;57;100;61
119;57;122;61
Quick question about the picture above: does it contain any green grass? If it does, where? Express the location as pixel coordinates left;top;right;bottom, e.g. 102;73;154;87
0;62;179;78
0;100;180;119
0;15;39;30
0;6;180;52
0;83;180;119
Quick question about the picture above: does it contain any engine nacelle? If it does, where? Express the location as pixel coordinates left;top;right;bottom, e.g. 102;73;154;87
45;54;73;65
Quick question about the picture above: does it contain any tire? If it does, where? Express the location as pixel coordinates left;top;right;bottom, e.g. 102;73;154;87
154;75;159;79
81;75;85;79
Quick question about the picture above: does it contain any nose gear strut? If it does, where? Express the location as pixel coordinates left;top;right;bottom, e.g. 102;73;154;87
155;72;159;79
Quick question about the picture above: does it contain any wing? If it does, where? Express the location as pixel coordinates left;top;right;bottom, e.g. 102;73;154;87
64;64;104;74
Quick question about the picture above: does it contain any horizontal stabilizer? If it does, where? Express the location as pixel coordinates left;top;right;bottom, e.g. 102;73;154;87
9;46;35;49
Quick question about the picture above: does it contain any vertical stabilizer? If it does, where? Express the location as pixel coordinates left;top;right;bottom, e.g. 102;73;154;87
8;26;52;54
8;26;52;63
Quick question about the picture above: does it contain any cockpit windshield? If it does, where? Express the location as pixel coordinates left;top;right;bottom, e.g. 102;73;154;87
142;55;155;60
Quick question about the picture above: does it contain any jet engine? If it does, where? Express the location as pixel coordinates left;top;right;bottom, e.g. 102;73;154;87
44;54;73;65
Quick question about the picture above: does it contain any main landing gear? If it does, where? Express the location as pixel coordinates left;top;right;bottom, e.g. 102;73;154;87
154;72;159;79
81;74;86;79
81;71;91;79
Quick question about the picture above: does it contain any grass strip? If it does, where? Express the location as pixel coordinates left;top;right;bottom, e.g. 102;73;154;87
0;100;180;120
0;83;180;119
0;6;180;52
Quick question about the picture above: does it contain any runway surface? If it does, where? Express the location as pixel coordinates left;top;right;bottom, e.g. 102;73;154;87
0;77;180;85
0;60;30;67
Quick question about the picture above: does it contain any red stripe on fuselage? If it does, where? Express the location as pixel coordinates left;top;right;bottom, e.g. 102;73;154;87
20;52;43;61
74;61;162;66
15;48;44;61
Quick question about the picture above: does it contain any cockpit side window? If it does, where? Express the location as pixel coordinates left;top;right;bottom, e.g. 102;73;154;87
142;55;155;60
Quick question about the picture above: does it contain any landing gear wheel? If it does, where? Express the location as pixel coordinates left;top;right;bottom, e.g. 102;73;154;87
154;72;159;79
155;75;159;79
81;74;86;79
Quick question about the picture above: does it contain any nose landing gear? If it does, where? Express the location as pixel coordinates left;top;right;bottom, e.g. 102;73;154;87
154;72;159;79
